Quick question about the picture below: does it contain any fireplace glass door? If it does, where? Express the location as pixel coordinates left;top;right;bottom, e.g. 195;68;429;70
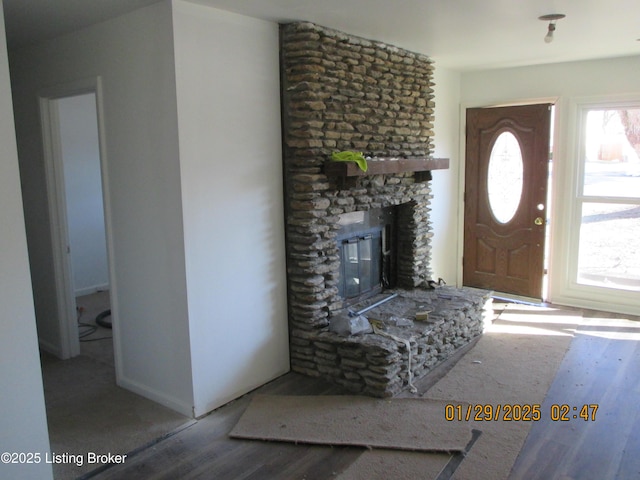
339;230;382;299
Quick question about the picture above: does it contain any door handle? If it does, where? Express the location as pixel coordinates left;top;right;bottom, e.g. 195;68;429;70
534;217;544;226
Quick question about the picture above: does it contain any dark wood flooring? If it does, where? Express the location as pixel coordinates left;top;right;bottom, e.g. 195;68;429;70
509;309;640;480
85;305;640;480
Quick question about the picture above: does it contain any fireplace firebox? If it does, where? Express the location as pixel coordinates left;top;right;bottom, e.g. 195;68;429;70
338;231;381;299
337;208;396;304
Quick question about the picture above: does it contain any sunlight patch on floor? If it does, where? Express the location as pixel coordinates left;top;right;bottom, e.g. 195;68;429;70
578;316;640;340
487;304;581;337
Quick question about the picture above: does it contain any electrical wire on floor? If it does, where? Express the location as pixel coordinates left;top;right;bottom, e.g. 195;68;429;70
77;306;113;342
95;309;112;329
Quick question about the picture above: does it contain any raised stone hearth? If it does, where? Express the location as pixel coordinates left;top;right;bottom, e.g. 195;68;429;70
292;287;492;397
280;22;491;396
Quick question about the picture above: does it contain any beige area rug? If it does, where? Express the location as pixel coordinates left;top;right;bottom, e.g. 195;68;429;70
424;303;582;479
230;395;472;452
41;353;193;480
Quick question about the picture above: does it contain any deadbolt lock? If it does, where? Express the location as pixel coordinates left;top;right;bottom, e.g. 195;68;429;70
534;217;544;226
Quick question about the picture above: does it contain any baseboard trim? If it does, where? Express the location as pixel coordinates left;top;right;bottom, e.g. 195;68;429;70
38;338;64;359
117;375;194;418
75;283;110;297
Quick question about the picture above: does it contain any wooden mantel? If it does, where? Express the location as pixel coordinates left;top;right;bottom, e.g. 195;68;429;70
324;157;449;178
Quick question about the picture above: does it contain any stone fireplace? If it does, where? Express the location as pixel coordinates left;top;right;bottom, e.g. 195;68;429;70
280;22;491;397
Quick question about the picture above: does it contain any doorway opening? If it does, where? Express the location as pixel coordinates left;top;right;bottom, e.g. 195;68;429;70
463;103;555;301
56;93;114;361
58;93;108;299
39;80;116;363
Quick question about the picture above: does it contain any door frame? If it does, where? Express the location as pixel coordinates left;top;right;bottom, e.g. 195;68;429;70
39;76;118;359
457;97;560;301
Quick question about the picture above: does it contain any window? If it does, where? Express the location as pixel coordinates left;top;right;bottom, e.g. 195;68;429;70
574;107;640;291
487;131;524;224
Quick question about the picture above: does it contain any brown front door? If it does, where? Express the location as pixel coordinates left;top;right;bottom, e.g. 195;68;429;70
463;104;552;299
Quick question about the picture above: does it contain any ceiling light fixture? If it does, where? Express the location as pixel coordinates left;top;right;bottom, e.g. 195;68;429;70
539;13;566;43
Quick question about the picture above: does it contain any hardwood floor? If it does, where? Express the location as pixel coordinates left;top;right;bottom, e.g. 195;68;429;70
85;305;640;480
509;309;640;480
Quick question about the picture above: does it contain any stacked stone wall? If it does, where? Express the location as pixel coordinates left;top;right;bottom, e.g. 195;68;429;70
281;21;437;327
282;22;435;161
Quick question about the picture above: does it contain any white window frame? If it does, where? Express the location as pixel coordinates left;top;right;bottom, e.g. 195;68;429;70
550;94;640;316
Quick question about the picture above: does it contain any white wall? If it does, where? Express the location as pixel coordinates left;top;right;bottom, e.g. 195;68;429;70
461;56;640;107
58;93;109;296
431;66;462;285
460;55;640;313
0;3;53;478
172;1;289;416
10;1;195;415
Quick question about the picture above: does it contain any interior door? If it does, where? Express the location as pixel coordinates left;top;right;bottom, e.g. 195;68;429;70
463;104;552;299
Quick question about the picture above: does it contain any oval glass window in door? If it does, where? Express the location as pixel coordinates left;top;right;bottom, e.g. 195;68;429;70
487;131;524;223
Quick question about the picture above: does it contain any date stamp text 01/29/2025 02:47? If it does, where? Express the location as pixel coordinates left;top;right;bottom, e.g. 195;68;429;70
444;403;599;422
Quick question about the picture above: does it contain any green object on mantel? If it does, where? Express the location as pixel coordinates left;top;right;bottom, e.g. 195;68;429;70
330;151;368;172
